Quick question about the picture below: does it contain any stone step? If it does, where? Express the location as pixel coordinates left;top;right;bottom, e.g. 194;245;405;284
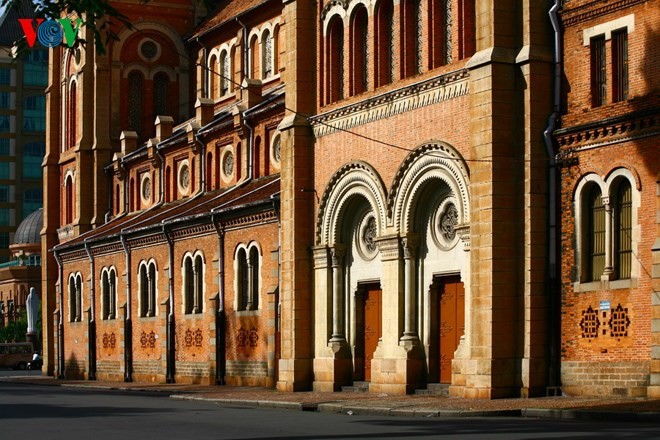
415;383;449;396
341;381;369;393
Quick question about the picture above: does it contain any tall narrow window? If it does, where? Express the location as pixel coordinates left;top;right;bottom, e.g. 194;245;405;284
69;277;76;322
65;175;73;225
139;265;148;317
67;82;77;148
153;73;169;117
273;26;280;73
209;54;218;99
262;30;273;79
351;6;368;95
148;263;156;317
194;255;203;313
327;16;344;103
587;186;605;281
375;0;394;87
128;71;143;134
76;275;82;322
184;257;194;314
250;37;259;79
219;51;229;96
237;248;248;311
590;35;606;107
614;181;632;279
612;29;628;103
402;0;421;78
249;247;260;310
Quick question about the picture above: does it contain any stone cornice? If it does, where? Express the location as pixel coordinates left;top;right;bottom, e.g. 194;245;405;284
561;0;648;27
310;69;469;138
554;109;660;153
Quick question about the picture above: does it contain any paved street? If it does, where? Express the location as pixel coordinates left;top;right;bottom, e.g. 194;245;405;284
1;382;660;440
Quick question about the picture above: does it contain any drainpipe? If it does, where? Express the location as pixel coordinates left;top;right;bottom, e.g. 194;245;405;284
236;18;249;80
194;132;206;194
271;192;281;381
84;240;96;380
53;249;65;379
211;216;226;385
120;233;133;382
543;0;562;391
162;224;176;383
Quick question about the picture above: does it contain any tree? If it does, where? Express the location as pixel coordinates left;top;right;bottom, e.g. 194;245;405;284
0;310;27;343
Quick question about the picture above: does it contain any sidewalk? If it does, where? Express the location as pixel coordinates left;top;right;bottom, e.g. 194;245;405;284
4;375;660;422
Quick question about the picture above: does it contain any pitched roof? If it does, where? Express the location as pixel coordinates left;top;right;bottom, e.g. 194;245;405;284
56;175;280;252
189;0;271;40
0;0;36;47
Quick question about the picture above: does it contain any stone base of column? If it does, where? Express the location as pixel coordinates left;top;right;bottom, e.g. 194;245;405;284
370;343;424;395
276;358;313;392
449;358;519;399
312;342;353;391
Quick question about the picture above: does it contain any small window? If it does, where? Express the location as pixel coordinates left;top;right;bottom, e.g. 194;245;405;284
236;248;248;311
23;188;42;215
614;181;632;279
101;269;117;320
0;92;10;109
0;139;9;155
0;68;10;85
0;162;10;179
183;254;204;314
0;185;9;202
586;186;605;281
0;115;10;133
612;29;629;103
590;35;606;107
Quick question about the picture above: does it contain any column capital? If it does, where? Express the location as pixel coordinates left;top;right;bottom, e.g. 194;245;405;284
402;234;420;259
330;244;347;267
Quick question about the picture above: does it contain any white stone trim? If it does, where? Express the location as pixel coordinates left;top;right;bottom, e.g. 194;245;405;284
583;14;635;46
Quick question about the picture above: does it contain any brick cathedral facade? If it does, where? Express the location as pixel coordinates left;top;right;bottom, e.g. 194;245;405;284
40;0;659;398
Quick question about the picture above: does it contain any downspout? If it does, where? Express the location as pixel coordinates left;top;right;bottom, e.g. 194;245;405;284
83;240;96;381
194;132;206;194
236;18;249;80
53;249;65;379
271;193;281;382
211;215;226;385
543;0;562;391
162;224;176;383
120;233;133;382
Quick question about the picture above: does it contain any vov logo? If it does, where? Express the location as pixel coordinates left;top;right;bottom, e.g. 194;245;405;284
18;18;83;48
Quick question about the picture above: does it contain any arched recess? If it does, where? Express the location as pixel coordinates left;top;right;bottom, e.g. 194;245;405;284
389;142;470;233
389;141;471;384
317;161;388;246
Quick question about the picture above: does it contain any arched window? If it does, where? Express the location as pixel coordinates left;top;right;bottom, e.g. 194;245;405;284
250;36;259;79
219;50;230;96
614;180;632;279
184;256;194;314
350;6;368;96
236;248;248;311
586;185;605;282
327;16;344;103
375;0;394;87
67;82;77;148
139;262;157;317
153;72;169;117
457;0;475;60
183;255;204;315
209;54;218;99
101;268;117;320
249;246;260;310
128;71;143;134
273;26;280;74
65;175;74;225
262;29;273;79
69;274;82;322
402;0;421;78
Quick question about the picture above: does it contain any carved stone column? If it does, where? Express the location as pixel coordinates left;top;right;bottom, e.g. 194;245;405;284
401;234;420;343
602;196;614;280
330;245;347;343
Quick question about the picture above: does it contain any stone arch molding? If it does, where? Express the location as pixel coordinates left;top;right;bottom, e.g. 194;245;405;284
389;142;470;233
317;161;388;245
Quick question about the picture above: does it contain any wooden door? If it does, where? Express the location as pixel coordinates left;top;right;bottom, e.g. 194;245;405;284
438;276;465;383
363;287;382;382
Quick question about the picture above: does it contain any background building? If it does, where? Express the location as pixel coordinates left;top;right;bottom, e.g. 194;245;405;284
0;1;47;264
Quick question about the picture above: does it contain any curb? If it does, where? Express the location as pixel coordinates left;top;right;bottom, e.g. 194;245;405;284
521;408;660;423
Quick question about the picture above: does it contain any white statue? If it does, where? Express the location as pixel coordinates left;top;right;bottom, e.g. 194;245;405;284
26;287;39;334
